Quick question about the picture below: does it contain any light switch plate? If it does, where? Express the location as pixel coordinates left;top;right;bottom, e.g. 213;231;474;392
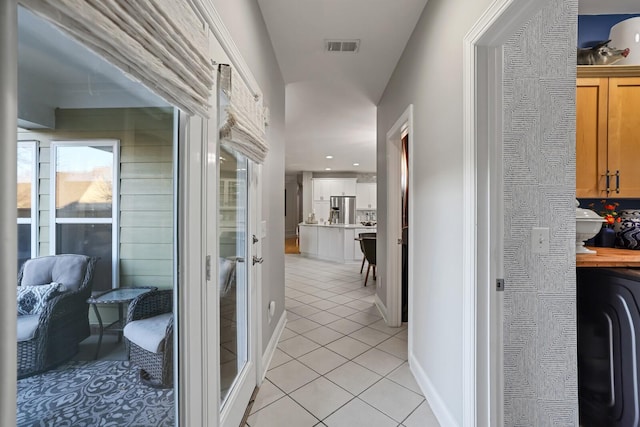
531;227;550;254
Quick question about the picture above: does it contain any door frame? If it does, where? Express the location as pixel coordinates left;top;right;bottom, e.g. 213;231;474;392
219;157;261;427
462;0;549;425
384;104;413;329
0;0;17;424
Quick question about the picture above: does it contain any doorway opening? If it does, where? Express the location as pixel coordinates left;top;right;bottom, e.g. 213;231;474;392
401;134;409;322
385;104;413;328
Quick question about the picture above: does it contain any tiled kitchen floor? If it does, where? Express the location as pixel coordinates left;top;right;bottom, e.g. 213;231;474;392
245;255;440;427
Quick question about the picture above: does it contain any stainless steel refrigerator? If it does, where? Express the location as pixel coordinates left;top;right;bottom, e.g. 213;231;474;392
329;196;356;224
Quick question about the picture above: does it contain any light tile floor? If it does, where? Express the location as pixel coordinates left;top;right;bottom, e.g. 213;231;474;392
246;255;440;427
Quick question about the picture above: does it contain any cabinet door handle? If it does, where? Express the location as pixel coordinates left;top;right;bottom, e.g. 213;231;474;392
605;170;611;195
252;255;264;265
616;170;620;194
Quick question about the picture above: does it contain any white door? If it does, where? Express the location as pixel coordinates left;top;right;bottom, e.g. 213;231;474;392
218;145;259;427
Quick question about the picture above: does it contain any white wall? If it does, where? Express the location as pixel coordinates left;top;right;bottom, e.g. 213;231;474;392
376;0;495;424
211;0;286;353
378;0;578;424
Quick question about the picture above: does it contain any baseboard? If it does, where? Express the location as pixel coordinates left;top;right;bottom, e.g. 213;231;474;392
260;310;287;382
409;352;459;427
374;293;388;322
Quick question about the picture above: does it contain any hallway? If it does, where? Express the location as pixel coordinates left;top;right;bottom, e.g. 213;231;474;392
245;255;439;427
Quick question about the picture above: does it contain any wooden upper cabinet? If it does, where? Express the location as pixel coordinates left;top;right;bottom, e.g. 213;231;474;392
576;70;640;198
576;77;608;198
608;77;640;197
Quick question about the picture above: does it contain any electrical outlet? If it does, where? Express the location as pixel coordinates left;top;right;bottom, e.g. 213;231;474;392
531;227;549;254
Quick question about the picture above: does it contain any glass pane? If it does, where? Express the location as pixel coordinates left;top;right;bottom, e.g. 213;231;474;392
18;224;31;270
17;145;33;218
56;145;113;218
219;145;248;405
56;223;112;292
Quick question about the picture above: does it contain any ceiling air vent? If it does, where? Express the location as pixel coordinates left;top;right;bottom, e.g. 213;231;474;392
325;39;360;53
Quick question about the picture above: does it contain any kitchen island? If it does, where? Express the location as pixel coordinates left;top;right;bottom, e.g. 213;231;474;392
576;246;640;267
298;222;377;263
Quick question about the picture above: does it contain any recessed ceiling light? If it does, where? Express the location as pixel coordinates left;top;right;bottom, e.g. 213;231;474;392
353;163;359;166
326;155;333;159
325;168;332;171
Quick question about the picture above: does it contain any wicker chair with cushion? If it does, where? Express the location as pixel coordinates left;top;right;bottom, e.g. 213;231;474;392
17;254;97;378
124;289;173;388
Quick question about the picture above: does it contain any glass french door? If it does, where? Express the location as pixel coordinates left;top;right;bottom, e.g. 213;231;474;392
218;144;257;426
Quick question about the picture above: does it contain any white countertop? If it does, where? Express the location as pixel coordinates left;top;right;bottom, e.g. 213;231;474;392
299;222;376;229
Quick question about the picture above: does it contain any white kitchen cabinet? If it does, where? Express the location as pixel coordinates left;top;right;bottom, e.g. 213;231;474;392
312;200;330;222
331;179;356;196
299;225;318;256
356;183;377;209
313;178;357;201
317;226;344;261
313;179;331;201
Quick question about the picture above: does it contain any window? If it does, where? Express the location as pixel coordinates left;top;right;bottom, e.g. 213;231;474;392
51;140;119;291
17;141;37;270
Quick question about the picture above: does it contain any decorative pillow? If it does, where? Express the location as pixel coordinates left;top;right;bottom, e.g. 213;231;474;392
17;283;61;316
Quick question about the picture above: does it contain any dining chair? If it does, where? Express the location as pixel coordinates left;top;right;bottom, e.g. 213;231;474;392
361;236;376;286
358;232;376;274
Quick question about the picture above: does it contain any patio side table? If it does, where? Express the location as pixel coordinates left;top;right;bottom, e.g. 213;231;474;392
87;286;157;360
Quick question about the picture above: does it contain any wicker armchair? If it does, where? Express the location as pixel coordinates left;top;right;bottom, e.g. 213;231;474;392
17;254;97;378
124;289;173;388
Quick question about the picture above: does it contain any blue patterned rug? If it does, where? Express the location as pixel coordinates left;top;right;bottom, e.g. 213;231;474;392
17;360;174;426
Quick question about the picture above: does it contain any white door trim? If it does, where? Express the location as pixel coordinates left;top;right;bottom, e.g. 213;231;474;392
385;104;413;328
462;1;548;426
178;111;216;426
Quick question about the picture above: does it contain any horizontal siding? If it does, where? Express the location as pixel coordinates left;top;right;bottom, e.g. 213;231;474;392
39;195;50;211
120;243;172;260
38;211;49;227
125;132;173;146
120;227;173;244
20;107;175;291
120;211;172;227
55;108;173;132
39;147;50;163
121;146;173;163
120;275;173;288
39;163;49;179
38;243;50;256
120;178;173;195
120;259;173;277
121;195;173;211
121;163;172;179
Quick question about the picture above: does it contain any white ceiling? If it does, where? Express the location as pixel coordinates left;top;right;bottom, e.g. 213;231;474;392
260;0;640;174
257;0;429;173
18;1;640;163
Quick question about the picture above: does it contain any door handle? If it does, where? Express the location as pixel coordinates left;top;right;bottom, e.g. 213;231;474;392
252;256;264;265
616;170;620;194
